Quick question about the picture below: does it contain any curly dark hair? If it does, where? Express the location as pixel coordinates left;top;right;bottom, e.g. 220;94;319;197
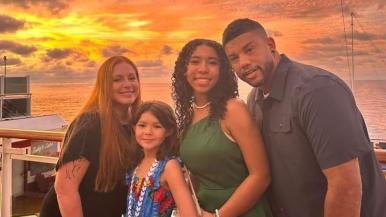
171;39;238;137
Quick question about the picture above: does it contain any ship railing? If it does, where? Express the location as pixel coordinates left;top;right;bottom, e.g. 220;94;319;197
0;128;385;217
0;128;64;217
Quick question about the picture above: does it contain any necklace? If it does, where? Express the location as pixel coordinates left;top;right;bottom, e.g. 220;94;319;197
193;101;211;109
127;159;159;217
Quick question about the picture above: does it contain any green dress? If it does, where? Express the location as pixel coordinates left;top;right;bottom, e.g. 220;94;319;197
180;117;273;217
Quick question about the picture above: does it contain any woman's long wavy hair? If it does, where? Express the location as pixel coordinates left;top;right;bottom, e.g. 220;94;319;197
61;56;141;192
130;101;179;168
171;39;238;138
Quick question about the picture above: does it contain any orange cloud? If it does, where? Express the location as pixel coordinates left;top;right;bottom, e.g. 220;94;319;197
0;0;385;82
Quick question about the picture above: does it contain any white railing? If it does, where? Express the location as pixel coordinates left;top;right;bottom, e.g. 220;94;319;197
0;128;64;217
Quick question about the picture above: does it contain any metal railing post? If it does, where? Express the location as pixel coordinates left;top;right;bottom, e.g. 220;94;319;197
1;138;13;217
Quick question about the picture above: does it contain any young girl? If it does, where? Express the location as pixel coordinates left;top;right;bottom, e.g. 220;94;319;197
125;101;200;217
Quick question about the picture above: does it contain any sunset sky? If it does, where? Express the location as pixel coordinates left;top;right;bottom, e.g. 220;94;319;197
0;0;385;84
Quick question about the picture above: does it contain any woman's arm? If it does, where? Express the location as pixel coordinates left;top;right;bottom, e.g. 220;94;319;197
213;99;271;217
163;159;200;217
55;157;90;217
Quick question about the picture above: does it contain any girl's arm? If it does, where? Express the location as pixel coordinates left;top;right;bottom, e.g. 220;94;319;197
55;157;90;217
212;98;270;217
163;159;200;217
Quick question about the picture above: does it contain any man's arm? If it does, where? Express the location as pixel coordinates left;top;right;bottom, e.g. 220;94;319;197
323;158;362;217
297;77;369;217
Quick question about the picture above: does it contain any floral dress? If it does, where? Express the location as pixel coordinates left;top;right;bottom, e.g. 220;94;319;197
125;158;175;217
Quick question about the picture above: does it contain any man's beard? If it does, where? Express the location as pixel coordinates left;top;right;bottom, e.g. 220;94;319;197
241;59;274;88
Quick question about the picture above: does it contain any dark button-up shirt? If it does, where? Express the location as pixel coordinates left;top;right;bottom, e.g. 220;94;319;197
247;55;386;217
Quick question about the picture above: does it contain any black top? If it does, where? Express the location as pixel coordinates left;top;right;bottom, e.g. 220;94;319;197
247;55;386;217
40;112;128;217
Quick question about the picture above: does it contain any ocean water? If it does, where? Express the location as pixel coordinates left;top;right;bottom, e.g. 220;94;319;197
30;80;386;141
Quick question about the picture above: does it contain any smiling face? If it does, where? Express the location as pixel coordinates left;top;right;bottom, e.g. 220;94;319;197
111;62;139;107
186;45;220;97
134;111;168;155
225;31;275;88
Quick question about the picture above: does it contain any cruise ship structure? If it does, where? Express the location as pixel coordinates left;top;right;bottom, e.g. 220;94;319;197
0;75;66;216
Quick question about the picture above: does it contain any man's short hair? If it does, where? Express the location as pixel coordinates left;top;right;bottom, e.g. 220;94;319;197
222;18;267;46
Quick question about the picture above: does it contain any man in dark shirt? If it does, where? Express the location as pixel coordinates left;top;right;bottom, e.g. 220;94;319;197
222;18;386;217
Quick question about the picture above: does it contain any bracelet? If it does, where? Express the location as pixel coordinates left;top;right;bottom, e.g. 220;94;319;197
215;209;220;217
